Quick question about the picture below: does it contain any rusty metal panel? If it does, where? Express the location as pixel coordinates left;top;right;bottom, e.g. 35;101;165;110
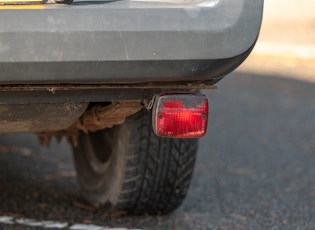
74;100;143;132
37;100;143;147
0;82;216;104
0;102;88;133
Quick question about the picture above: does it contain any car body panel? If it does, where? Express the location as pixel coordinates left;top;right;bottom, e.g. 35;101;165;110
0;0;263;83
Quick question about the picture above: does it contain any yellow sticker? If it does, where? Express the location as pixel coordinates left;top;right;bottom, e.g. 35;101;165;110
1;0;41;2
0;5;45;9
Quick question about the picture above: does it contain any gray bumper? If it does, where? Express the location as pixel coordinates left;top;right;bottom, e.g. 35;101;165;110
0;0;263;83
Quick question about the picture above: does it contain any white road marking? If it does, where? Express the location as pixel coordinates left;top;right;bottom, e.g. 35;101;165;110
15;218;68;228
70;224;138;230
0;216;141;230
238;41;315;82
253;42;315;60
0;216;14;225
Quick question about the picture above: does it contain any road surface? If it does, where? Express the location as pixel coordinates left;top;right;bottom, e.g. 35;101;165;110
0;72;314;229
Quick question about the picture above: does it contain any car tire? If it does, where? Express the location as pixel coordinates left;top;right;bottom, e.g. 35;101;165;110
72;109;198;215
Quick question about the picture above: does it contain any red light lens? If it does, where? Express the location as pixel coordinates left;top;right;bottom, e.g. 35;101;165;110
153;93;208;138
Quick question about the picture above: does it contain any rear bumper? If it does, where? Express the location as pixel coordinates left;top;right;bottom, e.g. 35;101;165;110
0;0;263;83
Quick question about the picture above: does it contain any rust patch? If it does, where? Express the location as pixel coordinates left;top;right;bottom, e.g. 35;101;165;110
37;100;143;147
0;82;217;91
37;129;80;147
0;102;88;133
74;100;143;133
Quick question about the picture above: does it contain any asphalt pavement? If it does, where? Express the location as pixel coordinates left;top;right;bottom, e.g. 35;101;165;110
0;72;314;229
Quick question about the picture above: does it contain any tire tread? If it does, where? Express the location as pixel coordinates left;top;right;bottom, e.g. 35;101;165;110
116;110;198;214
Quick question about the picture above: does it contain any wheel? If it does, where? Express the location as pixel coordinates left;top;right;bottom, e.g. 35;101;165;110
72;109;198;215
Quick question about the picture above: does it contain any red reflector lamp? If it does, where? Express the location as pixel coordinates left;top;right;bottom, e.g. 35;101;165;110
152;93;208;138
